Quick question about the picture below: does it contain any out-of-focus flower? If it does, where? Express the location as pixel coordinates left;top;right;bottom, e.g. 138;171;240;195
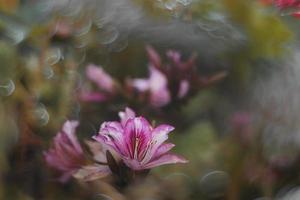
44;120;110;182
177;80;190;99
52;20;73;39
80;64;116;102
86;64;115;92
273;0;300;18
129;46;225;108
131;66;171;107
44;120;86;182
93;107;188;171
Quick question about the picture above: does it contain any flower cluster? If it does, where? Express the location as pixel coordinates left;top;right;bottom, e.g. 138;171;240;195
44;108;187;183
80;46;226;108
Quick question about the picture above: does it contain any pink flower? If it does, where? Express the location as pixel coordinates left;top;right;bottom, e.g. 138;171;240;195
274;0;300;18
44;120;110;182
178;80;190;99
86;64;115;92
80;64;116;102
93;108;188;171
44;120;86;182
131;66;171;107
275;0;300;7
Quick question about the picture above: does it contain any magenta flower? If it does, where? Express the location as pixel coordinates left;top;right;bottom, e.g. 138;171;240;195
44;120;110;182
178;80;190;99
274;0;300;18
131;66;171;107
93;107;188;171
86;64;115;92
80;64;116;102
44;120;86;182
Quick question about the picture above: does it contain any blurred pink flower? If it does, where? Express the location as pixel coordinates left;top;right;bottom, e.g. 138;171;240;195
44;120;110;182
178;80;190;99
44;120;86;182
93;107;188;171
80;64;116;103
274;0;300;18
131;66;171;107
86;64;115;92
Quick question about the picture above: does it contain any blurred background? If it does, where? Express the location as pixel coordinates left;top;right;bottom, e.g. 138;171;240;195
1;0;300;199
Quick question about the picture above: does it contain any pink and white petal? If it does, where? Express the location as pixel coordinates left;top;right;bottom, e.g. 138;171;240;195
141;125;174;164
131;79;150;92
152;143;175;159
151;124;174;143
166;50;181;65
73;164;111;181
177;80;190;99
146;45;161;68
94;121;129;156
150;88;171;107
148;66;168;92
100;121;123;133
124;117;153;158
86;64;115;92
61;121;82;154
118;107;136;127
144;154;188;169
85;140;107;163
148;66;171;107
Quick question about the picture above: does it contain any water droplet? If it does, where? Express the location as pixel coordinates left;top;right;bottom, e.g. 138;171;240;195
6;25;27;45
61;0;83;17
199;171;230;199
0;79;15;96
45;48;62;65
94;194;114;200
67;70;82;90
97;25;119;45
33;104;49;126
94;18;107;29
107;37;128;52
74;19;92;36
164;0;177;10
43;66;54;79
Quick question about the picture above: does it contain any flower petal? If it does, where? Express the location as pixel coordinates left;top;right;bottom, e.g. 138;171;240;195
144;153;188;169
61;120;82;154
94;121;128;156
152;143;175;159
124;117;152;160
146;45;161;68
141;125;174;164
118;107;136;127
177;80;189;99
73;164;110;181
86;64;115;92
148;66;170;107
131;79;150;92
